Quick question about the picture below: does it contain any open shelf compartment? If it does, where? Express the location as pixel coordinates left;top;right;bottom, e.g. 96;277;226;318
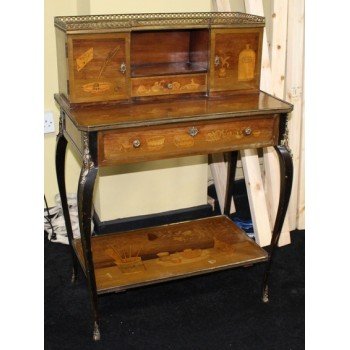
130;29;209;78
73;215;268;294
131;62;208;78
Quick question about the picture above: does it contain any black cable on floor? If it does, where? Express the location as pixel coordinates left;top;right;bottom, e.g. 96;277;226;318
44;195;56;241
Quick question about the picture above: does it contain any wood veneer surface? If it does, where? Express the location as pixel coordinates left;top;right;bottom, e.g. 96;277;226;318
131;62;207;78
73;216;268;293
98;115;278;165
57;91;292;131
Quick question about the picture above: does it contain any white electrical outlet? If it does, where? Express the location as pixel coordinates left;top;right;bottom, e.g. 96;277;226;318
44;111;55;134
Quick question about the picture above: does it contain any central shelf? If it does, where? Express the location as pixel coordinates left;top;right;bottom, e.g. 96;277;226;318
131;62;208;78
74;215;268;294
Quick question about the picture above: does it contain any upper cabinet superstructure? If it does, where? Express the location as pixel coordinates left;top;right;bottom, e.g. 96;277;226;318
54;12;265;105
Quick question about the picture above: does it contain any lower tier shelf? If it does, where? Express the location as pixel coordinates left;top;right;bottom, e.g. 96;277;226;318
73;215;268;294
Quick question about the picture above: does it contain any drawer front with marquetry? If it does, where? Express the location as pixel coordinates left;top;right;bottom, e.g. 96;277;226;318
131;74;207;97
98;115;279;166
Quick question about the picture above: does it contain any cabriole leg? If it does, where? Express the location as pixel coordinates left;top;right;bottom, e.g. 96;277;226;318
78;137;100;341
261;145;293;302
55;119;79;283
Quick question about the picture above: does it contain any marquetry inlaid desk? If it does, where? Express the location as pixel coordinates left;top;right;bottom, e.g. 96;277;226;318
54;12;293;341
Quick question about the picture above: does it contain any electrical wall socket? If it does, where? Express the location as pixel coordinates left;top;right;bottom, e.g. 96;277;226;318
44;111;55;134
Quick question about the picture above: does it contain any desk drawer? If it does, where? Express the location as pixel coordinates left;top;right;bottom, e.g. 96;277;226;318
131;74;207;97
98;115;279;166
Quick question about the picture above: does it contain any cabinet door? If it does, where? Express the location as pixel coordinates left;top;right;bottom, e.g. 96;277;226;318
67;33;130;103
210;28;263;93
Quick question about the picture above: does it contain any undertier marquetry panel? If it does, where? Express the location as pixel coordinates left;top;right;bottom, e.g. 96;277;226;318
98;115;278;165
73;216;268;293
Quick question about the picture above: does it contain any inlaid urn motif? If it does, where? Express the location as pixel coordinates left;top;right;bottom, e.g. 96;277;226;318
238;44;256;81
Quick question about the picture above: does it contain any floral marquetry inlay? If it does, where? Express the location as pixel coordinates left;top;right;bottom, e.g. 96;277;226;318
146;136;165;151
238;45;256;81
205;128;262;142
82;82;111;94
135;78;202;96
173;135;195;148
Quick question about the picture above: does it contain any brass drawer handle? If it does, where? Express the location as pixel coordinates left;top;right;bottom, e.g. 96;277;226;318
188;126;199;137
120;62;126;74
214;55;220;67
132;139;141;148
243;127;252;136
167;83;173;89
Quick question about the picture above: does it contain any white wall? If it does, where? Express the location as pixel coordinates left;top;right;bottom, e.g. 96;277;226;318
44;0;81;209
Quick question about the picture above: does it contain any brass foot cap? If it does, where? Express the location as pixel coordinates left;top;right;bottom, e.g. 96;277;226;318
262;286;269;303
93;323;101;341
262;295;269;303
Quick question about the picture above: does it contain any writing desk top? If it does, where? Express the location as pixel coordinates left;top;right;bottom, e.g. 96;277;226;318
55;91;292;132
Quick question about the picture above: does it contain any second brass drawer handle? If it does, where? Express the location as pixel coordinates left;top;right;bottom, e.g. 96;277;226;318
132;139;141;148
167;83;173;89
188;127;199;137
243;127;252;136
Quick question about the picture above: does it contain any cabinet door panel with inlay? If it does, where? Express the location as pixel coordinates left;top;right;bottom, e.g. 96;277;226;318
67;33;130;103
210;28;263;93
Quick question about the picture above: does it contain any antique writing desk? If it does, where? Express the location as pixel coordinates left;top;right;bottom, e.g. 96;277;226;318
54;12;293;341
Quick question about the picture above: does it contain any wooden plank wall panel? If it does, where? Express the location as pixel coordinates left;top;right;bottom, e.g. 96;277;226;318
243;0;284;247
270;0;289;97
297;113;305;229
212;0;303;246
241;149;272;247
211;0;232;11
261;0;291;245
210;153;236;214
245;0;292;245
244;0;272;92
285;0;305;230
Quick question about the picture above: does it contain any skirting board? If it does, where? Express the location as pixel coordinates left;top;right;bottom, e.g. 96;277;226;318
93;204;214;235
